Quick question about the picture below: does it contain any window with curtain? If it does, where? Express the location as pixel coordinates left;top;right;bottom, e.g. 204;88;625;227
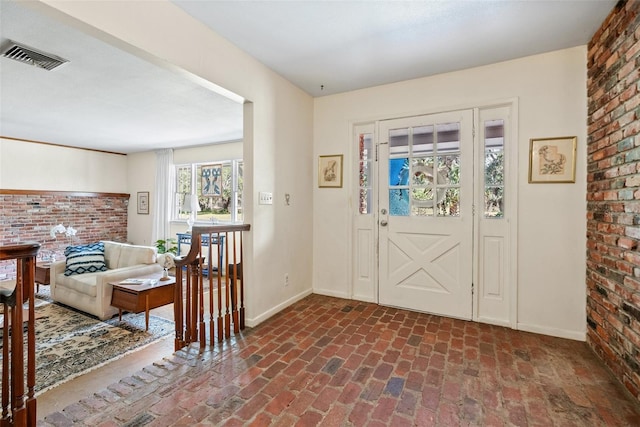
174;160;243;223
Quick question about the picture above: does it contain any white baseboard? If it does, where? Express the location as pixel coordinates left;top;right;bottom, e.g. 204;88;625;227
245;288;313;328
517;322;586;341
477;316;510;328
352;294;376;303
312;288;350;300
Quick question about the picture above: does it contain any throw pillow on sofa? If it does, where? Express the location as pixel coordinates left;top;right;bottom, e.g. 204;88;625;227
64;242;108;276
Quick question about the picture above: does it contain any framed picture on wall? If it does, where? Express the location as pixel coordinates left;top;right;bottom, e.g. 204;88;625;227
528;136;577;183
137;191;150;214
318;154;343;188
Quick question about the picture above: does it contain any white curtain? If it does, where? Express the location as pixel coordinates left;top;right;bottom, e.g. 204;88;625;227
152;148;175;243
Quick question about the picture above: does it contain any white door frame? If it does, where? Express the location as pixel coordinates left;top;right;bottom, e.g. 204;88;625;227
350;99;518;327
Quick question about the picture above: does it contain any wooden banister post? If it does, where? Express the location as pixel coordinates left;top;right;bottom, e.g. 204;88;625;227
0;242;40;426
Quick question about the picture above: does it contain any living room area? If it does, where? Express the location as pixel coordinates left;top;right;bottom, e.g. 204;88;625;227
0;210;251;422
0;0;255;420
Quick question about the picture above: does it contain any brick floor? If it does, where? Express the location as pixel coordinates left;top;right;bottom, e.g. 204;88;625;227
38;295;640;426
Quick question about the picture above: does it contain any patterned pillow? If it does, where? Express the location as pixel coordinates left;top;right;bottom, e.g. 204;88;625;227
64;242;108;276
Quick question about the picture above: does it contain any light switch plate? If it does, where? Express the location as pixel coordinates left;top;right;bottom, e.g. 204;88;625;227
259;191;273;205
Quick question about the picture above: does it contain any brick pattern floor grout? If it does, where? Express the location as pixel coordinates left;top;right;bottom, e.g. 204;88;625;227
38;295;640;426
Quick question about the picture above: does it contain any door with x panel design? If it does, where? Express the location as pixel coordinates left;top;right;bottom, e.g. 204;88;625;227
378;110;473;319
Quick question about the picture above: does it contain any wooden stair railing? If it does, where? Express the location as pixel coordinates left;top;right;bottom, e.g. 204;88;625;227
173;224;250;351
0;242;40;427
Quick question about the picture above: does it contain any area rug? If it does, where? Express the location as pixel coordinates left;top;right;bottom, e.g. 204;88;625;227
1;289;174;394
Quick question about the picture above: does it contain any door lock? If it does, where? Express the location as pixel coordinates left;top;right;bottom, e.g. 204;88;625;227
381;209;387;215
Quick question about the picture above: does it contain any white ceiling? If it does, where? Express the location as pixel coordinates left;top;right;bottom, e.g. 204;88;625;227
173;0;617;97
0;0;616;154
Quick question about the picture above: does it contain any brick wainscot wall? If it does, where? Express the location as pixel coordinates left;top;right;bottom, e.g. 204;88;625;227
0;190;129;279
586;0;640;402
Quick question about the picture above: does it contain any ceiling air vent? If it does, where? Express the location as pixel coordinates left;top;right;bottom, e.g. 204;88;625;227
1;40;68;71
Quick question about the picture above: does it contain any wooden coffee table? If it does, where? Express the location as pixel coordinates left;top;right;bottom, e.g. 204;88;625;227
110;274;175;331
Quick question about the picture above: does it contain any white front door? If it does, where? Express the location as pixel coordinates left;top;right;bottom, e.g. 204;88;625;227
378;110;474;319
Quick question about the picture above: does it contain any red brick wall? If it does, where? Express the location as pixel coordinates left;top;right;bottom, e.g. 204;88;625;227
587;0;640;402
0;192;129;278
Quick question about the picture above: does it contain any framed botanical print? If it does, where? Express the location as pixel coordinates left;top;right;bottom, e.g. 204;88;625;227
318;155;343;188
529;137;577;183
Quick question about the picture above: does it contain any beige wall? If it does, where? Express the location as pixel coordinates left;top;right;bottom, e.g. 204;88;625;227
0;138;128;192
313;47;588;340
126;150;155;246
34;0;315;326
173;141;242;165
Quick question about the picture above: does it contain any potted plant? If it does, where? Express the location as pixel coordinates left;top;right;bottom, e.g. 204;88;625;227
155;238;178;279
154;238;178;255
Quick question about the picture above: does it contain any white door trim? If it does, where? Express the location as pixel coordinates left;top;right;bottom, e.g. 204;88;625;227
349;99;518;328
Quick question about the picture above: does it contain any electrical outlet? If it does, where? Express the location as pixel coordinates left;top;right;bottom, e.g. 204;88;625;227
259;191;273;205
284;273;289;287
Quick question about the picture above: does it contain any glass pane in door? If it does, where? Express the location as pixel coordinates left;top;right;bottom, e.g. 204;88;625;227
389;157;409;216
410;157;435;217
435;122;461;217
389;158;409;186
438;155;460;185
389;128;409;156
437;188;460;216
413;125;434;155
436;122;460;153
390;189;410;216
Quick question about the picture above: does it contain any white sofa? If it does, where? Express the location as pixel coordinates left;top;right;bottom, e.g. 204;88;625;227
50;241;163;320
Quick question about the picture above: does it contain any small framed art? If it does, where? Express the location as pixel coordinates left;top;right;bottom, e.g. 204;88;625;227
528;136;577;183
137;191;150;214
318;155;343;188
